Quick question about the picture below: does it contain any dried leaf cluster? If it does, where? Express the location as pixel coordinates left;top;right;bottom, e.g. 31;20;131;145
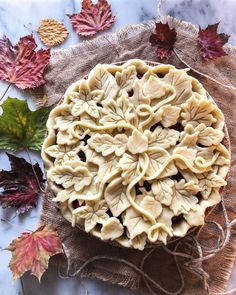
150;22;230;60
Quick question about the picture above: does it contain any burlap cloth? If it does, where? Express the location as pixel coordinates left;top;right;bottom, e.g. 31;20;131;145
38;17;236;295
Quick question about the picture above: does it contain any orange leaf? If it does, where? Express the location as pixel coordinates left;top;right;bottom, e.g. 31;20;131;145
6;225;63;281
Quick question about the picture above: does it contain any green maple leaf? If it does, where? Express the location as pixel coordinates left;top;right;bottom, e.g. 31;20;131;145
0;97;51;151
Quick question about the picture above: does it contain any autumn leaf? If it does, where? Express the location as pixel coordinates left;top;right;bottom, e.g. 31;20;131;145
197;23;230;60
149;22;177;59
0;153;44;214
0;97;51;151
0;34;50;89
68;0;115;37
6;225;63;281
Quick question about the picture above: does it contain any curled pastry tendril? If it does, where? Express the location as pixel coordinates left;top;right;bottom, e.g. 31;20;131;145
137;105;155;132
126;153;157;224
42;59;230;249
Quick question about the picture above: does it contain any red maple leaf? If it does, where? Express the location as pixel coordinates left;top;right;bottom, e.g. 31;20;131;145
0;153;44;214
149;22;177;59
6;225;63;281
0;34;50;89
197;23;230;60
68;0;115;37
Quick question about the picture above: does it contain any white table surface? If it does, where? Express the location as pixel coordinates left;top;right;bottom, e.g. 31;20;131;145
0;0;236;294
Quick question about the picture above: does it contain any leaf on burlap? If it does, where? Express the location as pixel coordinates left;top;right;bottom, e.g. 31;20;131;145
0;98;51;151
68;0;115;37
197;23;230;60
0;35;50;89
37;19;69;47
0;153;44;214
6;225;63;281
149;22;177;59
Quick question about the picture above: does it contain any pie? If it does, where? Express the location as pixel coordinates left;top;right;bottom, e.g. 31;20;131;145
42;59;230;250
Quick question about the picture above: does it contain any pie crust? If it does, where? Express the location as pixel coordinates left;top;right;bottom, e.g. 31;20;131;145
42;59;230;250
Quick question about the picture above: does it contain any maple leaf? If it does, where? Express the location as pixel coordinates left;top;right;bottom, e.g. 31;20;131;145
0;97;51;151
149;22;177;59
6;225;63;281
68;0;115;37
0;34;50;89
197;23;230;60
0;153;44;214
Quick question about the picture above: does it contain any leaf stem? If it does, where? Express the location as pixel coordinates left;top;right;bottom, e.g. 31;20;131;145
0;83;12;102
20;277;26;295
25;148;45;193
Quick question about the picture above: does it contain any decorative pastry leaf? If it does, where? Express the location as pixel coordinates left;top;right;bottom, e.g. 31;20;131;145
0;35;50;89
100;96;136;125
149;22;177;59
140;196;162;219
184;205;205;227
197;171;226;199
116;66;136;91
115;65;137;94
88;64;118;100
105;177;130;217
163;69;192;105
156;208;174;244
131;233;147;250
197;23;229;60
56;130;79;145
53;105;77;131
88;133;128;157
68;0;115;37
143;76;167;99
123;207;151;239
146;126;179;149
48;165;92;192
130;79;150;107
84;146;119;182
6;225;63;281
74;200;109;232
146;148;169;177
160;105;181;127
101;217;124;240
170;180;198;215
37;19;69;47
194;124;224;146
173;146;197;169
0;98;51;151
152;178;174;206
70;80;103;118
45;145;80;165
0;153;44;214
127;129;148;154
181;95;216;127
118;153;145;185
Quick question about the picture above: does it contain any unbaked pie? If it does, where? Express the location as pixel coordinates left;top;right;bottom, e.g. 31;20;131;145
42;59;230;250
